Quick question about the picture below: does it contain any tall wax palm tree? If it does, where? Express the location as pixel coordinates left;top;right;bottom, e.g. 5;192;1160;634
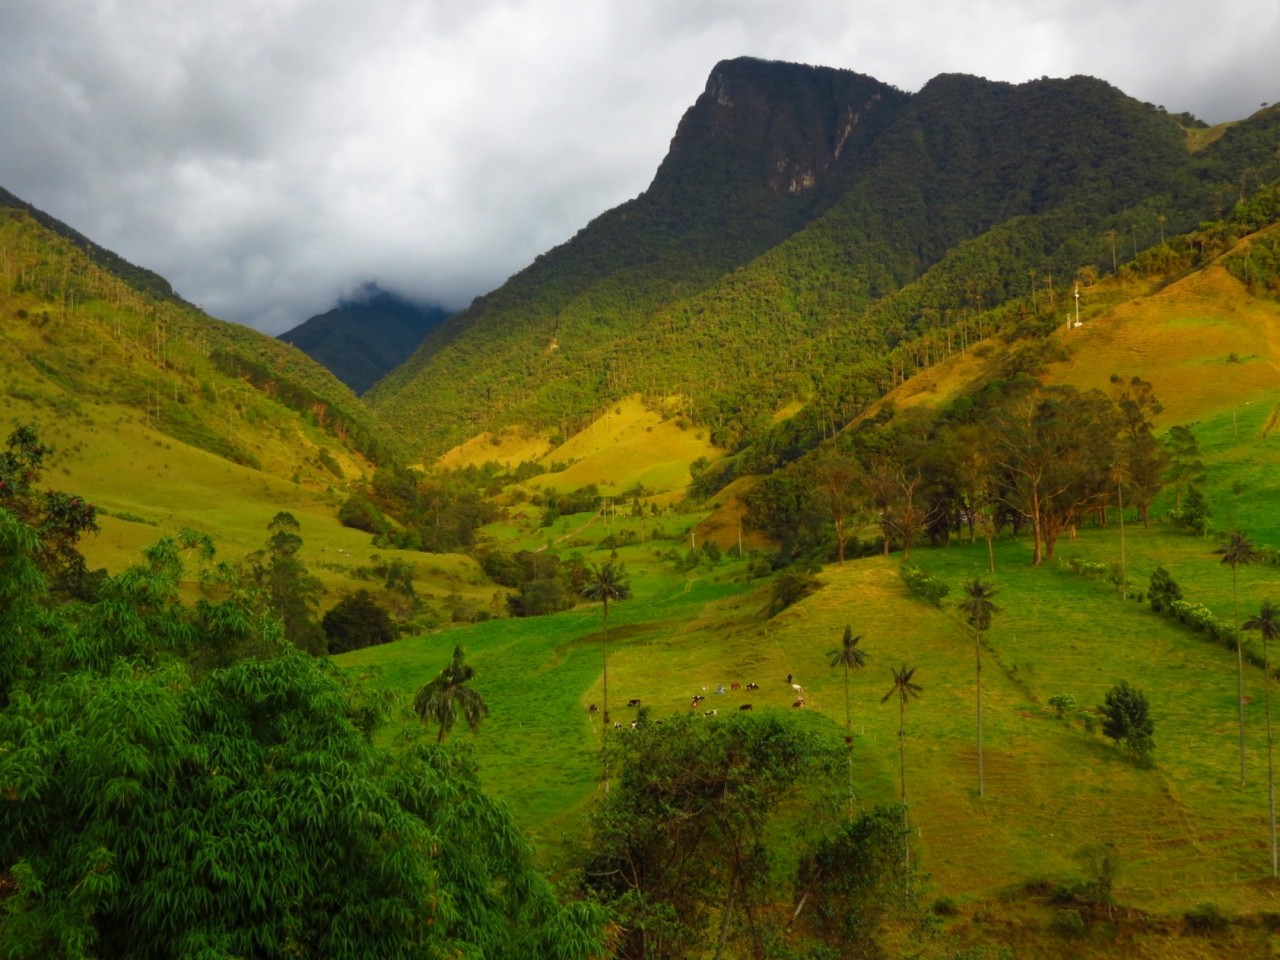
882;664;923;887
1219;531;1260;785
582;560;631;793
413;645;489;743
828;625;867;815
882;665;923;805
959;579;1000;798
1245;600;1280;876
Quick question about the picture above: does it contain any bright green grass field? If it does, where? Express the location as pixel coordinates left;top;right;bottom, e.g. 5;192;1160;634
337;514;1280;914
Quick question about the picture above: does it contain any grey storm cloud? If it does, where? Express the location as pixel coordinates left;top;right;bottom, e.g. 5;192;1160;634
1;0;1277;334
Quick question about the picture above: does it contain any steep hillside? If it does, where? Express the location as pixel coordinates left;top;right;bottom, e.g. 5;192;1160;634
278;286;449;395
0;195;401;469
0;191;416;582
369;61;1280;462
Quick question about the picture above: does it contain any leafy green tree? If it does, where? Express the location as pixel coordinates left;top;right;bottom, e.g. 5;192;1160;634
1148;566;1183;613
812;456;864;565
322;589;396;653
795;805;911;950
959;578;1000;798
1244;600;1280;877
337;493;389;534
1098;680;1155;761
0;424;100;596
1218;531;1261;785
828;625;868;813
244;511;324;654
767;567;819;617
991;385;1119;565
1178;485;1212;536
413;644;490;742
1164;424;1206;512
0;507;604;958
583;712;821;960
1110;375;1168;528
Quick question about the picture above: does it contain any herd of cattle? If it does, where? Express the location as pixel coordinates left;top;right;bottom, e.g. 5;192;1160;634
586;676;807;728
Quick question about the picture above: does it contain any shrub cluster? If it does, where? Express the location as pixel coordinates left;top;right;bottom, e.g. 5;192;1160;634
899;563;950;607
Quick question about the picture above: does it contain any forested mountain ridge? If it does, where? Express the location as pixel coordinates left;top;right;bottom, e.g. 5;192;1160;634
278;286;450;395
366;57;910;450
369;58;1280;462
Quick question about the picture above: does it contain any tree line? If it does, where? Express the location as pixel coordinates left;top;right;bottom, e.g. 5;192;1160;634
741;373;1194;569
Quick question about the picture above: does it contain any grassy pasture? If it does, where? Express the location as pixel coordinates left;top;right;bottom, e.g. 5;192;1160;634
338;514;1280;917
4;388;487;609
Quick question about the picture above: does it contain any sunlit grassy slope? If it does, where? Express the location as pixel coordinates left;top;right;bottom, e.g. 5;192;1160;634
0;207;484;607
438;394;720;500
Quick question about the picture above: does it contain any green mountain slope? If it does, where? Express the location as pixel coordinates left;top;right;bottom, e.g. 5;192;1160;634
0;194;402;470
369;60;1280;463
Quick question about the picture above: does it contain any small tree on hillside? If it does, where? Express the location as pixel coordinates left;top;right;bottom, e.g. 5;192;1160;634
0;424;99;596
1164;424;1206;513
413;645;489;742
1148;566;1183;614
244;511;324;655
1099;680;1155;763
322;590;396;654
812;457;864;565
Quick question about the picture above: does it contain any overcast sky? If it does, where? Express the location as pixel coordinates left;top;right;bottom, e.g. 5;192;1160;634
1;1;1277;334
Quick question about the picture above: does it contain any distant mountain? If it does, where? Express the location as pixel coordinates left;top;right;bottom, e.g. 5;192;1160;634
367;57;1280;462
278;286;450;395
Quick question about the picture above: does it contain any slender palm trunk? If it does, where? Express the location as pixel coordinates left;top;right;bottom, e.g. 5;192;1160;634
1234;571;1247;786
975;626;984;798
898;702;907;805
602;598;610;795
1117;482;1127;600
1266;629;1277;876
843;663;854;816
898;700;910;893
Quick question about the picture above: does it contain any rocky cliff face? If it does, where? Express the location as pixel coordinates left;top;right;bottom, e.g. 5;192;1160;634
648;57;908;211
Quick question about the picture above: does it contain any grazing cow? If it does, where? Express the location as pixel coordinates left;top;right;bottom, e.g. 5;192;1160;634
704;708;718;717
730;682;741;690
792;698;805;709
715;684;725;695
792;683;804;695
692;694;705;703
739;703;753;711
587;703;598;713
746;682;759;691
613;722;623;729
627;698;641;707
630;720;639;729
786;673;793;684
